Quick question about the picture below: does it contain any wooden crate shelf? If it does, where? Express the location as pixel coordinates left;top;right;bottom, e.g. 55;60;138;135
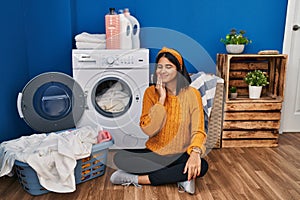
217;54;287;148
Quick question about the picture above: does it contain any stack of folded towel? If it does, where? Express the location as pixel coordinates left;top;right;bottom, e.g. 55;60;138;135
75;32;106;49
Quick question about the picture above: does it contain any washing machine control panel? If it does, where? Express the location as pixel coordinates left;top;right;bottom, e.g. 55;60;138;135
102;54;140;66
72;49;149;69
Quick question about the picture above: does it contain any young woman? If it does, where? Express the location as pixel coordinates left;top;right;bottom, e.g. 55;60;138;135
110;47;208;194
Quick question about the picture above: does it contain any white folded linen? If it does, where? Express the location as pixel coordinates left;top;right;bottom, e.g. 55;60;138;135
75;32;106;43
76;42;106;49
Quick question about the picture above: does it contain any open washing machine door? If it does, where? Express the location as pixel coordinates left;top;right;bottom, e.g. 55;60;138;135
17;72;85;132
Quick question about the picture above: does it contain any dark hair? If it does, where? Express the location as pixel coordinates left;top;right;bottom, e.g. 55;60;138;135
153;50;191;95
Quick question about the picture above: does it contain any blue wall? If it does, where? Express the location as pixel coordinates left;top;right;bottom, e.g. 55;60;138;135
0;0;287;142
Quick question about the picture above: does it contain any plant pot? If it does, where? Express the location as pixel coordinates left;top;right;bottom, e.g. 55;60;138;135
249;85;262;99
230;92;238;99
226;44;245;54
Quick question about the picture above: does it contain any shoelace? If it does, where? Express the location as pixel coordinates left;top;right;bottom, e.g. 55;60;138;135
177;184;185;193
121;182;142;188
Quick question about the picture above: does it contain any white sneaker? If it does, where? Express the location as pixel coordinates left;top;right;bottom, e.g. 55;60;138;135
110;170;141;187
177;179;195;194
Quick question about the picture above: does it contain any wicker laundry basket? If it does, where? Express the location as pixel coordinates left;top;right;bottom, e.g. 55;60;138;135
205;82;224;150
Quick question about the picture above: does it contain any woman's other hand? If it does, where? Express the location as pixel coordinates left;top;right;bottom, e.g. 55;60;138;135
183;152;201;181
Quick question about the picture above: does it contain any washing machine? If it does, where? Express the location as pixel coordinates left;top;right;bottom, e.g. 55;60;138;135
17;49;149;149
72;49;149;149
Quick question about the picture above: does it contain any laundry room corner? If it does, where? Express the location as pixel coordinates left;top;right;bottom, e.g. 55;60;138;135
0;0;74;142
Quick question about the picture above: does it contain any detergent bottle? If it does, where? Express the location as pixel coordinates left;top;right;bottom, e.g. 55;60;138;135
105;8;120;49
119;10;133;49
124;8;140;49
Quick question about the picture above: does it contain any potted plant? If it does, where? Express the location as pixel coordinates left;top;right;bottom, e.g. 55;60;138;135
220;28;252;54
230;86;238;99
244;70;269;99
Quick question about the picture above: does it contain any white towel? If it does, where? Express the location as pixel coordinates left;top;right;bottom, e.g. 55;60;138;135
0;126;98;193
76;42;106;49
75;32;106;43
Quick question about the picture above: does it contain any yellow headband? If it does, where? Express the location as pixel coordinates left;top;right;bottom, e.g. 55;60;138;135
157;47;183;68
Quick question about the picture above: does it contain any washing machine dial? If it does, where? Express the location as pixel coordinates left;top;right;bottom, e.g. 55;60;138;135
106;56;115;65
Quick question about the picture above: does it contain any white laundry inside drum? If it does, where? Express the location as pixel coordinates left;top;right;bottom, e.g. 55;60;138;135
96;82;131;113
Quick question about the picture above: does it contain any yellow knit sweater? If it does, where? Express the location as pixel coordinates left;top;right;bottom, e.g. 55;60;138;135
140;85;206;155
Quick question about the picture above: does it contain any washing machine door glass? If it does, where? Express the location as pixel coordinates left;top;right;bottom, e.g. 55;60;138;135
93;77;132;118
33;82;72;120
19;72;85;132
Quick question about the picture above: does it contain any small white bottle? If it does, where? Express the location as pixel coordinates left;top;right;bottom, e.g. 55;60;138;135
119;10;133;49
124;8;140;49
